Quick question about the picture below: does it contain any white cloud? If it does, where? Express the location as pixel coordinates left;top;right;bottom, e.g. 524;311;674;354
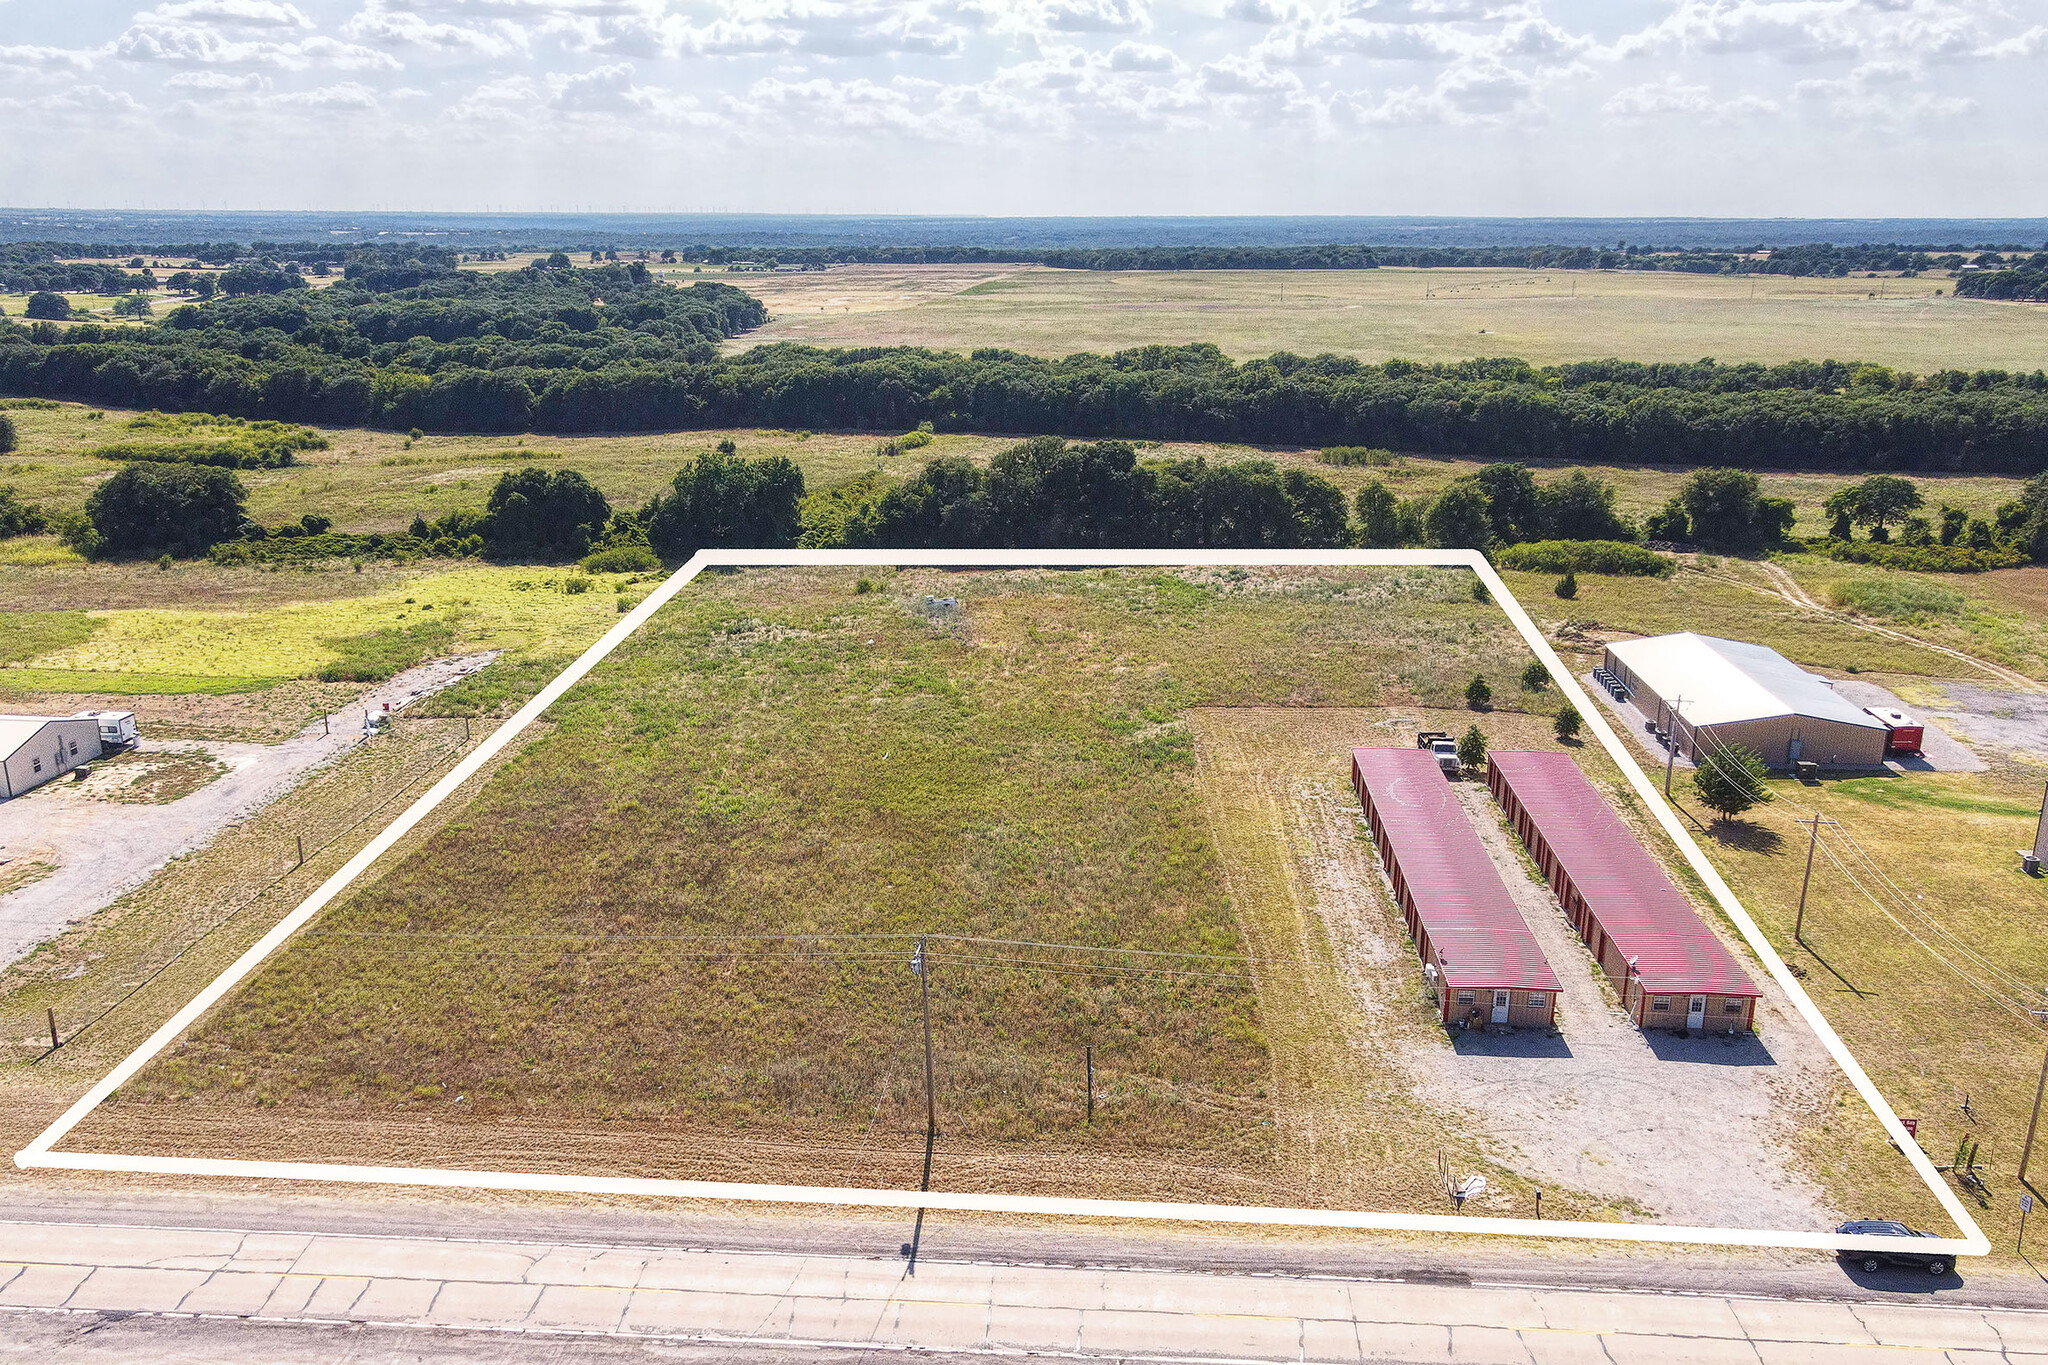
0;43;98;73
343;3;527;56
1603;77;1779;119
1108;39;1179;71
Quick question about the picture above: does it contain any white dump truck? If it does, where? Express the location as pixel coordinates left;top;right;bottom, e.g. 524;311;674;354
1416;730;1461;777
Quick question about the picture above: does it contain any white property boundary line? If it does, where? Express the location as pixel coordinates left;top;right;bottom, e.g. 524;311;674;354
16;549;1989;1259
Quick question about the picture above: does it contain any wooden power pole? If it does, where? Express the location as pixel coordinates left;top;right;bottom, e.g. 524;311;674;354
913;937;936;1154
1793;814;1837;945
2021;1036;2048;1189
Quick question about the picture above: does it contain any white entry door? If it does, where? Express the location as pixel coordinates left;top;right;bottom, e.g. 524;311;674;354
1687;995;1707;1029
1491;991;1511;1024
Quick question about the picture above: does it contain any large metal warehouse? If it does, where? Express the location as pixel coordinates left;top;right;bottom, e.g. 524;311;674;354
1;714;101;800
1603;632;1889;770
1486;749;1760;1033
1350;747;1561;1031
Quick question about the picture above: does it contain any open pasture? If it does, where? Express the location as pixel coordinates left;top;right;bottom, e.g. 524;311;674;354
728;265;2048;372
57;564;1918;1234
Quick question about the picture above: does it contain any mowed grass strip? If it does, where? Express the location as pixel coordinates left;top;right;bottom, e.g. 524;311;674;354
113;566;1527;1198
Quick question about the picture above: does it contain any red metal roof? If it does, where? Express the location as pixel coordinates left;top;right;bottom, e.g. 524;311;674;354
1486;750;1758;999
1350;748;1560;995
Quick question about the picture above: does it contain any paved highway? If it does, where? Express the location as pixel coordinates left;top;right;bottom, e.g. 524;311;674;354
2;1198;2045;1362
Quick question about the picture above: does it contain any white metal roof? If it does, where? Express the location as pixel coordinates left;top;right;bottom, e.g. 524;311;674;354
1606;634;1888;732
0;714;95;762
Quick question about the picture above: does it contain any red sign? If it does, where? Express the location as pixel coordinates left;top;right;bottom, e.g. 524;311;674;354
1902;1118;1919;1138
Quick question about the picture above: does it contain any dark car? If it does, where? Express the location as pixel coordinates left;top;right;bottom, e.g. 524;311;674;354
1836;1220;1955;1276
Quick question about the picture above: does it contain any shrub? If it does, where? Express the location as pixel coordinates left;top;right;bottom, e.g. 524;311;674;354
1465;674;1492;710
85;462;247;558
1554;704;1581;742
1520;661;1549;691
1823;577;1967;621
482;467;611;560
580;544;661;573
563;574;593;595
0;485;48;538
1555;571;1578;599
1495;540;1675;577
0;412;14;455
1317;445;1396;467
1814;539;2028;572
1694;744;1771;822
1457;724;1488;770
24;291;69;320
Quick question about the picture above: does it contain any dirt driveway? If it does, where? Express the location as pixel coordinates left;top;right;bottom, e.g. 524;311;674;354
0;654;495;967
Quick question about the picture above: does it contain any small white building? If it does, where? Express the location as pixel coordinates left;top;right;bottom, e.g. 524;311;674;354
1;715;104;799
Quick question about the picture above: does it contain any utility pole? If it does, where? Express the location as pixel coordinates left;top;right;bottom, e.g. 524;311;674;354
1085;1045;1094;1124
1793;814;1838;945
912;937;936;1155
1662;696;1683;796
2020;1035;2048;1189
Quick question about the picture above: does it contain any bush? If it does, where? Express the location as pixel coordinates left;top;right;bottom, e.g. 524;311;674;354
24;291;69;320
1814;539;2028;572
85;462;247;558
1457;724;1488;771
580;544;661;573
0;412;14;455
1555;571;1577;599
1495;540;1675;577
563;574;593;594
1554;704;1581;742
1317;445;1396;467
1694;744;1771;822
1520;661;1549;691
0;485;48;538
482;467;611;560
1465;674;1492;710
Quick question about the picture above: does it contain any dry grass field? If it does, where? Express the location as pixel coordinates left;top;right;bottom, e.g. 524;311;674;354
727;265;2048;372
38;565;1930;1236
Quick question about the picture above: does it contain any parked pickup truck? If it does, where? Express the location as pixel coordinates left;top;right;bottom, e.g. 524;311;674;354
1416;731;1461;777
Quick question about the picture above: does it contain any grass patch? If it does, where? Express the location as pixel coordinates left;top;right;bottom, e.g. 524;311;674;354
0;611;100;665
317;616;460;683
0;668;286;695
110;566;1546;1202
91;749;229;804
1824;576;1968;621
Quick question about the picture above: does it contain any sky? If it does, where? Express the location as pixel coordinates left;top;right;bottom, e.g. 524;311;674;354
0;0;2043;217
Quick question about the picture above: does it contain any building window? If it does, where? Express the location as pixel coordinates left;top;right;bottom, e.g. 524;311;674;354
1456;991;1475;1005
1725;999;1746;1013
33;758;43;772
1526;993;1547;1008
1650;996;1671;1012
68;741;79;755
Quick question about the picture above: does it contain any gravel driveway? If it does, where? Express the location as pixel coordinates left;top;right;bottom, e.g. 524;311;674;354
0;654;496;967
1397;783;1843;1231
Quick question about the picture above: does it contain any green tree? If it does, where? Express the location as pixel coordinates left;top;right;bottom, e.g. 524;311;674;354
1425;481;1493;548
1465;674;1492;710
112;294;153;318
1353;478;1405;548
1678;468;1794;551
1641;497;1689;542
1693;744;1772;822
1457;724;1488;771
1553;704;1581;742
24;291;70;320
1472;463;1541;543
482;467;612;560
645;448;805;560
0;413;15;457
85;463;247;558
1520;660;1549;691
1824;474;1924;542
1535;471;1633;542
1555;570;1577;599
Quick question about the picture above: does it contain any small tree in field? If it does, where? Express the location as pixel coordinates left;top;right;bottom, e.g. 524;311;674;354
1554;704;1581;742
1457;724;1488;772
1555;570;1577;599
1521;660;1549;691
1465;674;1492;710
1693;744;1771;822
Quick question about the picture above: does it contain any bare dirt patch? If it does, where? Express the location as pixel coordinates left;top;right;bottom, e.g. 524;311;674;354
74;746;229;804
0;680;372;744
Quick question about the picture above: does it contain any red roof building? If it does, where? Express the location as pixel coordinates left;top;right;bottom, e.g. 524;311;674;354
1350;747;1561;1032
1485;750;1759;1033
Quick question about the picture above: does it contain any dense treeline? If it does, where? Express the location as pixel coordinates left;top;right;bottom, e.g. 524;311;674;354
8;293;2047;472
1956;261;2048;302
0;241;467;295
682;241;2034;275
